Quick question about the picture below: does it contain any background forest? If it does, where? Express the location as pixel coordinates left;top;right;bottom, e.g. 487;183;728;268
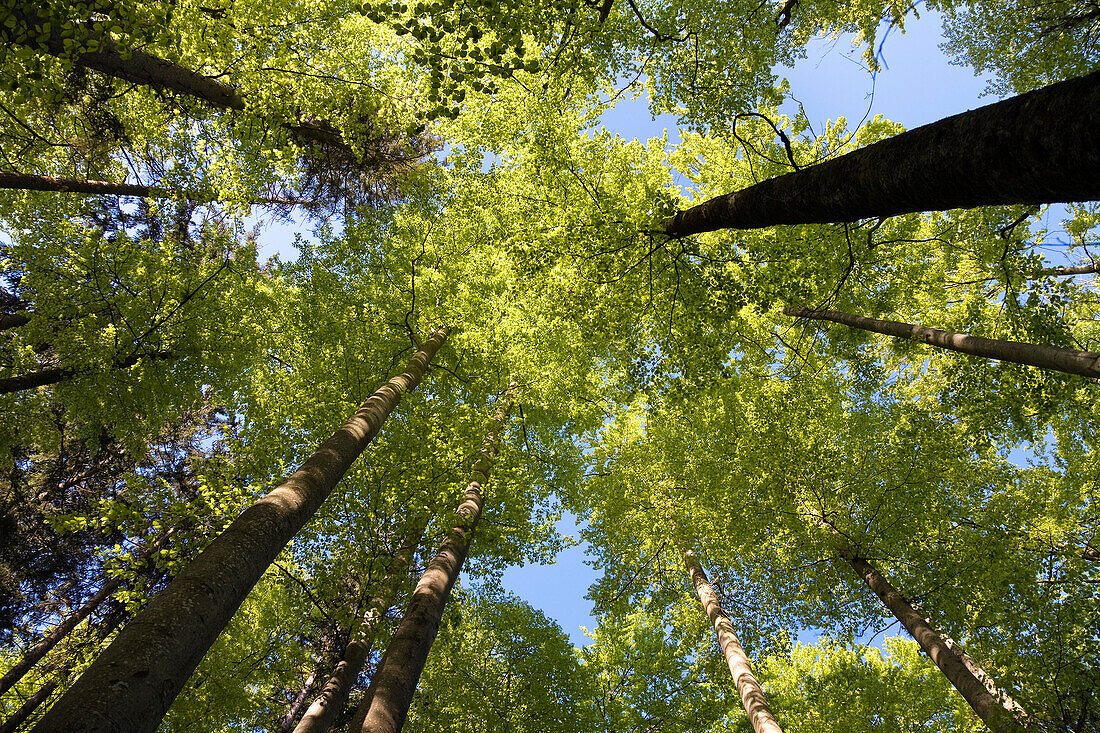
0;0;1097;731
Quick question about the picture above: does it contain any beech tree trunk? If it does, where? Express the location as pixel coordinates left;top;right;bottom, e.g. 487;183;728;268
32;329;449;733
0;351;177;396
353;383;515;733
1032;262;1100;278
663;71;1100;235
682;548;783;733
784;306;1100;379
843;553;1032;731
292;519;428;733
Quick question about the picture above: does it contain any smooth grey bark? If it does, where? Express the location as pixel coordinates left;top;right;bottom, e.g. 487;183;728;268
32;329;449;733
784;306;1100;379
292;519;428;733
843;553;1032;732
663;71;1100;235
682;548;783;733
353;383;516;733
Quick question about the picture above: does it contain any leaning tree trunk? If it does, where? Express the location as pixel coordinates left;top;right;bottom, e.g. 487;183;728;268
682;548;783;733
32;329;449;733
280;668;322;733
292;518;429;733
841;552;1032;731
0;675;62;733
784;306;1100;379
352;383;516;733
662;71;1100;235
0;529;174;696
1032;262;1100;278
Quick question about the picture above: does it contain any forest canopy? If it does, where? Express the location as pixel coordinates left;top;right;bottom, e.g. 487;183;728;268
0;0;1098;731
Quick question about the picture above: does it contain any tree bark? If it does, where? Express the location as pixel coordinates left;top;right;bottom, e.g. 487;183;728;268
292;519;429;733
0;577;122;697
1032;262;1100;278
0;312;30;331
280;668;321;733
784;306;1100;379
0;676;60;733
662;71;1100;235
843;553;1031;731
0;351;177;396
0;171;312;205
352;383;515;733
32;329;449;733
681;548;783;733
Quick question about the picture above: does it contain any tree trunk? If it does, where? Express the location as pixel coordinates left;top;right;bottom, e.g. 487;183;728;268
0;576;122;697
681;548;783;733
3;9;245;109
0;676;60;733
292;519;429;733
0;312;30;331
1032;262;1099;278
0;351;177;396
352;383;515;733
784;306;1100;379
0;171;313;205
0;529;173;696
842;553;1032;731
280;668;321;733
662;71;1100;235
32;329;449;733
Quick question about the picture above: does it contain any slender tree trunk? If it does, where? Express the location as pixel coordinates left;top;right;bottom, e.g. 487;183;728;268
0;676;60;733
935;625;1032;723
0;577;122;696
784;306;1100;379
32;329;449;733
0;529;173;696
0;171;313;205
1032;262;1100;278
3;9;245;109
293;519;429;733
353;383;516;733
662;71;1100;235
0;351;178;396
842;553;1031;731
681;548;783;733
280;668;321;733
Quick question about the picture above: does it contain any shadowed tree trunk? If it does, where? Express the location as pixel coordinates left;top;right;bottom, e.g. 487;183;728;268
0;351;177;396
0;675;62;733
0;171;311;205
682;547;783;733
663;71;1100;235
784;306;1100;379
32;329;449;733
0;528;176;696
352;382;516;733
292;519;429;733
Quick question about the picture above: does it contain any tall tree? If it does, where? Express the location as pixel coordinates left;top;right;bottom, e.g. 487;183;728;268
353;382;515;733
32;329;448;733
662;72;1099;236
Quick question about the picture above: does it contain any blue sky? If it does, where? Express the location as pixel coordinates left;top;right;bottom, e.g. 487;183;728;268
497;9;1001;649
